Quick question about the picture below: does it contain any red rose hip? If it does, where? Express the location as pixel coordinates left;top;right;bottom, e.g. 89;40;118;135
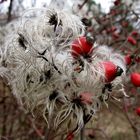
101;61;123;82
131;73;140;87
127;36;137;45
125;54;132;65
135;107;140;116
71;36;93;59
131;31;138;37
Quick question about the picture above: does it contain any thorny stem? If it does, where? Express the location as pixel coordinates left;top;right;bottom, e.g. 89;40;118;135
111;99;139;140
122;97;140;140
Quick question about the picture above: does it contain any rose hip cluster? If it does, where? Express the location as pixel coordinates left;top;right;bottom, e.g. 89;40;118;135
71;36;123;84
82;0;140;119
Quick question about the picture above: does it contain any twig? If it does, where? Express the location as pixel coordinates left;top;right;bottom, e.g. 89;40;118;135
122;97;139;140
79;0;89;10
28;116;44;140
111;99;139;140
7;0;13;22
80;126;85;140
2;84;7;137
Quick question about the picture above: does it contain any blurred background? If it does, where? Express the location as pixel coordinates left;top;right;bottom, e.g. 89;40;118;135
0;0;140;140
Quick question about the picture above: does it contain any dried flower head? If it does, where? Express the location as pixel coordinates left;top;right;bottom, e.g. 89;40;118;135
0;8;126;134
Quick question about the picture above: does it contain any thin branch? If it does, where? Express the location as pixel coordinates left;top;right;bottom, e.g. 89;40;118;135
7;0;14;22
122;97;139;140
79;0;89;10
